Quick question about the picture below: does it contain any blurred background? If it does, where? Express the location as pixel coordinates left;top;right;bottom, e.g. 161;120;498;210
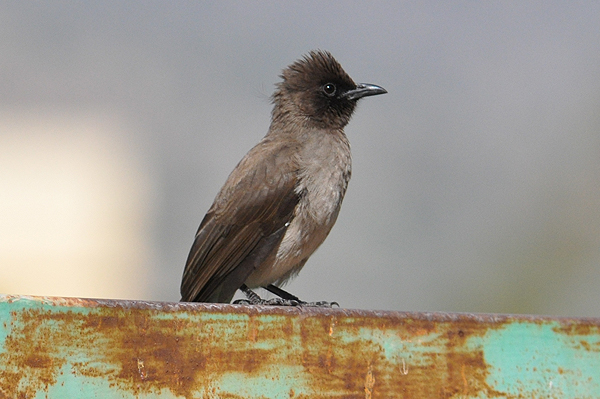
1;2;599;316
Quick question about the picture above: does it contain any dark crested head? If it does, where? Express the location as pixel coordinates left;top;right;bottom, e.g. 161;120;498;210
272;50;386;129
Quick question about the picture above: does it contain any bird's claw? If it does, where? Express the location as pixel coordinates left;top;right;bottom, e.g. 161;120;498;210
233;298;339;307
302;301;339;308
233;297;299;306
234;284;339;307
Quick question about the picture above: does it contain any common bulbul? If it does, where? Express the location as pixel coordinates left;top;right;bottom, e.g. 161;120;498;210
180;50;386;305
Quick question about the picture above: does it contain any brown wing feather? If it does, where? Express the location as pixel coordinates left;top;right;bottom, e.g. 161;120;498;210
180;138;300;303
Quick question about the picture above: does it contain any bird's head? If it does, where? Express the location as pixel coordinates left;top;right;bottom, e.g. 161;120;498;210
272;50;386;130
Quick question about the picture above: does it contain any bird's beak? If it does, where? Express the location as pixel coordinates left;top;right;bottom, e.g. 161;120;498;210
341;83;387;100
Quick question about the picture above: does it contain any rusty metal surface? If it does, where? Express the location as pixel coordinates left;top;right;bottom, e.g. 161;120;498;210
0;295;599;398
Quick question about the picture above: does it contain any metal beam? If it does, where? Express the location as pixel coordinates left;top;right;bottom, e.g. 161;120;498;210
0;295;598;398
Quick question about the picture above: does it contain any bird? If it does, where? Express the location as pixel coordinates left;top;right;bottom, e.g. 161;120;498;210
180;50;386;306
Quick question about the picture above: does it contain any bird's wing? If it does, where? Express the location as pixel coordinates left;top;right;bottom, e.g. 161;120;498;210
180;139;301;303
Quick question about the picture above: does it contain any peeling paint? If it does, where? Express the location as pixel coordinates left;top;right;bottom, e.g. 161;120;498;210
0;295;598;398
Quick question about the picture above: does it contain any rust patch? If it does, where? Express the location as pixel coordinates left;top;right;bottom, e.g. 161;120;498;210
441;317;509;398
0;307;210;398
24;352;54;369
552;320;600;352
291;311;513;398
553;321;600;336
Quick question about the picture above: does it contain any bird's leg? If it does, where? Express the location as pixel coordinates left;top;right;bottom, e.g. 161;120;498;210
233;284;338;307
233;284;264;304
265;284;340;308
264;284;301;301
233;284;301;306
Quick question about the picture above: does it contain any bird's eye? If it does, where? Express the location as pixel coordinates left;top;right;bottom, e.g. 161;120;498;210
322;83;336;97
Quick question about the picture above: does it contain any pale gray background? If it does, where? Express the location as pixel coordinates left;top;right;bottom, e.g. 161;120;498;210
1;2;600;316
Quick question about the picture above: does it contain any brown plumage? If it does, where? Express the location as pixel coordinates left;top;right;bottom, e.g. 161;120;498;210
180;50;386;304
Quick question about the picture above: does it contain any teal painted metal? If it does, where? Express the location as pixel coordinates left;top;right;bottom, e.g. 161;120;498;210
0;295;598;398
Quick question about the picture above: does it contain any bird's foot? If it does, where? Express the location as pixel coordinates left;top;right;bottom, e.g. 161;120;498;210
233;297;302;306
265;284;339;307
233;298;338;307
300;301;339;308
233;285;302;306
233;284;339;307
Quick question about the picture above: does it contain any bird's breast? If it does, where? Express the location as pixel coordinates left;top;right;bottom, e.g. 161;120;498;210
295;129;351;225
244;129;352;288
249;130;352;286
